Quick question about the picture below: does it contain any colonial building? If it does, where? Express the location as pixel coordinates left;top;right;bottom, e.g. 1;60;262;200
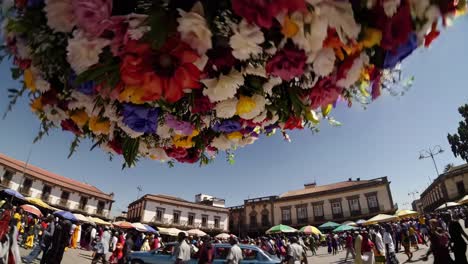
229;177;395;236
412;199;423;213
420;164;468;212
0;153;114;219
127;194;229;233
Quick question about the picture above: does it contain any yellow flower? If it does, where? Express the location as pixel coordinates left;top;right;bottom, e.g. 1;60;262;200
70;110;89;127
119;86;145;104
88;117;110;135
173;135;194;148
236;96;256;115
30;98;43;112
281;16;299;38
190;129;200;137
227;132;243;140
361;28;382;48
24;69;36;92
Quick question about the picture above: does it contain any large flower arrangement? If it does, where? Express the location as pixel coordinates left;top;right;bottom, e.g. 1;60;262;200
0;0;466;167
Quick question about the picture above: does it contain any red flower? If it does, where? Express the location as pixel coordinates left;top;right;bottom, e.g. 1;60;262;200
372;0;413;51
424;22;440;48
41;90;59;106
166;147;188;159
232;0;306;29
284;116;303;130
309;77;342;109
120;38;202;103
108;139;123;155
438;0;458;15
204;47;237;77
191;94;214;114
175;149;201;163
266;45;306;81
14;57;31;70
61;119;82;136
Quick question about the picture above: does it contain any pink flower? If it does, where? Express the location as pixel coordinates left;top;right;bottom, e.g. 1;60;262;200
309;77;342;109
191;94;214;114
266;46;306;81
102;17;128;56
73;0;113;37
232;0;306;29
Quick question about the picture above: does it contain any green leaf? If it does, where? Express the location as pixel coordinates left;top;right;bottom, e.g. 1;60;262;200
121;137;140;168
68;136;81;158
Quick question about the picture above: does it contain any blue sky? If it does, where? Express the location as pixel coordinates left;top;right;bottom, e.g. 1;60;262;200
0;18;467;216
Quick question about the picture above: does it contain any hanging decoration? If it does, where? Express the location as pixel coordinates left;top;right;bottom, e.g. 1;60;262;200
0;0;466;167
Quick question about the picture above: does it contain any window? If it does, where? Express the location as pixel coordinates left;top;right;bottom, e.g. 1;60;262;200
261;210;269;227
20;178;33;195
1;171;13;186
156;208;165;222
250;213;257;227
366;193;379;213
281;208;291;224
41;185;51;201
214;217;220;229
331;201;342;216
201;215;208;227
97;201;105;215
457;181;465;197
60;191;70;206
241;248;258;260
347;196;361;216
173;211;180;225
296;206;308;223
188;213;195;226
313;203;324;220
79;196;88;210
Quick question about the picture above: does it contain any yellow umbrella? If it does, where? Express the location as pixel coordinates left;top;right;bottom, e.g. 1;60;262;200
396;209;419;218
89;217;112;226
458;195;468;205
364;214;398;225
299;225;321;235
25;197;51;209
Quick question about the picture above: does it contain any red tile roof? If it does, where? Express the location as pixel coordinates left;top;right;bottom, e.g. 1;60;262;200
279;178;386;198
0;153;113;201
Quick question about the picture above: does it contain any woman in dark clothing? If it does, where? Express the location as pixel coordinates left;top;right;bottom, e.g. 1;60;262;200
449;214;468;264
423;219;453;264
198;236;214;264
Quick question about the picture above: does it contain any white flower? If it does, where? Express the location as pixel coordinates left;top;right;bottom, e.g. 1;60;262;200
30;66;50;92
157;123;172;139
242;64;267;78
43;105;67;126
202;70;244;102
211;135;232;151
313;48;336;77
383;0;401;17
215;98;239;119
263;113;280;127
138;141;150;155
194;54;209;71
177;2;212;55
126;13;150;40
238;136;258;147
319;1;361;44
291;11;328;54
67;30;110;74
263;77;282;95
239;95;266;120
68;91;95;114
16;40;31;60
103;104;119;122
337;53;369;88
148;148;170;161
409;0;430;18
252;110;268;123
230;19;264;60
44;0;76;33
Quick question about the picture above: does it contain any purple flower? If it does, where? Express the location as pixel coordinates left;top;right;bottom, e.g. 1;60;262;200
213;120;242;133
264;124;278;134
122;104;159;133
69;73;96;95
383;33;417;69
165;114;194;136
27;0;43;8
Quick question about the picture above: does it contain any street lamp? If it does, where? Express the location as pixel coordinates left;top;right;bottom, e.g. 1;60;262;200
419;145;444;182
408;191;419;201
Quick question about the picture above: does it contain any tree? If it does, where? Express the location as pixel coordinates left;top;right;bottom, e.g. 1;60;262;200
448;104;468;162
444;163;454;173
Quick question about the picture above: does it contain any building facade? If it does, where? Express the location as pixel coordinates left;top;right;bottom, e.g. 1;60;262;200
0;153;114;219
127;194;229;233
412;199;423;213
229;177;396;236
420;164;468;212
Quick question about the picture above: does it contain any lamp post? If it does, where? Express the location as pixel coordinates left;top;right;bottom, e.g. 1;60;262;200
419;145;444;182
408;191;419;201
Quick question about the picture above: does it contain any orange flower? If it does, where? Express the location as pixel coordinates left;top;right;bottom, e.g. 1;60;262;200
30;97;42;112
88;116;110;135
70;110;89;127
281;16;299;38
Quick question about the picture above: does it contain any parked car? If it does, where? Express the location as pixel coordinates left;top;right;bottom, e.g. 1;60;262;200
128;242;281;264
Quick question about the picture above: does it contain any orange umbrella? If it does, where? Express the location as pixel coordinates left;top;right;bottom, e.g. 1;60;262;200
21;204;42;217
113;221;133;229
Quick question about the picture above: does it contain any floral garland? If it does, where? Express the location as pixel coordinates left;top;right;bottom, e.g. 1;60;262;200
0;0;466;167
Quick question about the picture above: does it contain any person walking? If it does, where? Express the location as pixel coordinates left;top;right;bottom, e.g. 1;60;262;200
197;236;214;264
354;232;363;264
361;232;375;264
123;233;135;264
91;236;108;264
448;214;468;264
374;226;385;264
308;235;316;256
423;219;454;264
23;215;54;264
174;232;191;264
287;237;304;264
226;237;243;264
383;224;398;264
344;232;355;261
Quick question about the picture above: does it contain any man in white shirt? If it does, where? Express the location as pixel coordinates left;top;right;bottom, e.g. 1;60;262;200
226;237;243;264
374;226;386;263
288;237;304;264
174;232;191;264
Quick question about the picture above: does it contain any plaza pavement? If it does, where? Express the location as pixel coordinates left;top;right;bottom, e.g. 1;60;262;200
18;243;456;264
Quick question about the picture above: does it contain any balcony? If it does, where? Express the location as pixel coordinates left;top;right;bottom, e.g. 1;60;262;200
369;207;380;213
350;210;362;217
19;188;32;197
58;199;68;207
297;218;308;224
